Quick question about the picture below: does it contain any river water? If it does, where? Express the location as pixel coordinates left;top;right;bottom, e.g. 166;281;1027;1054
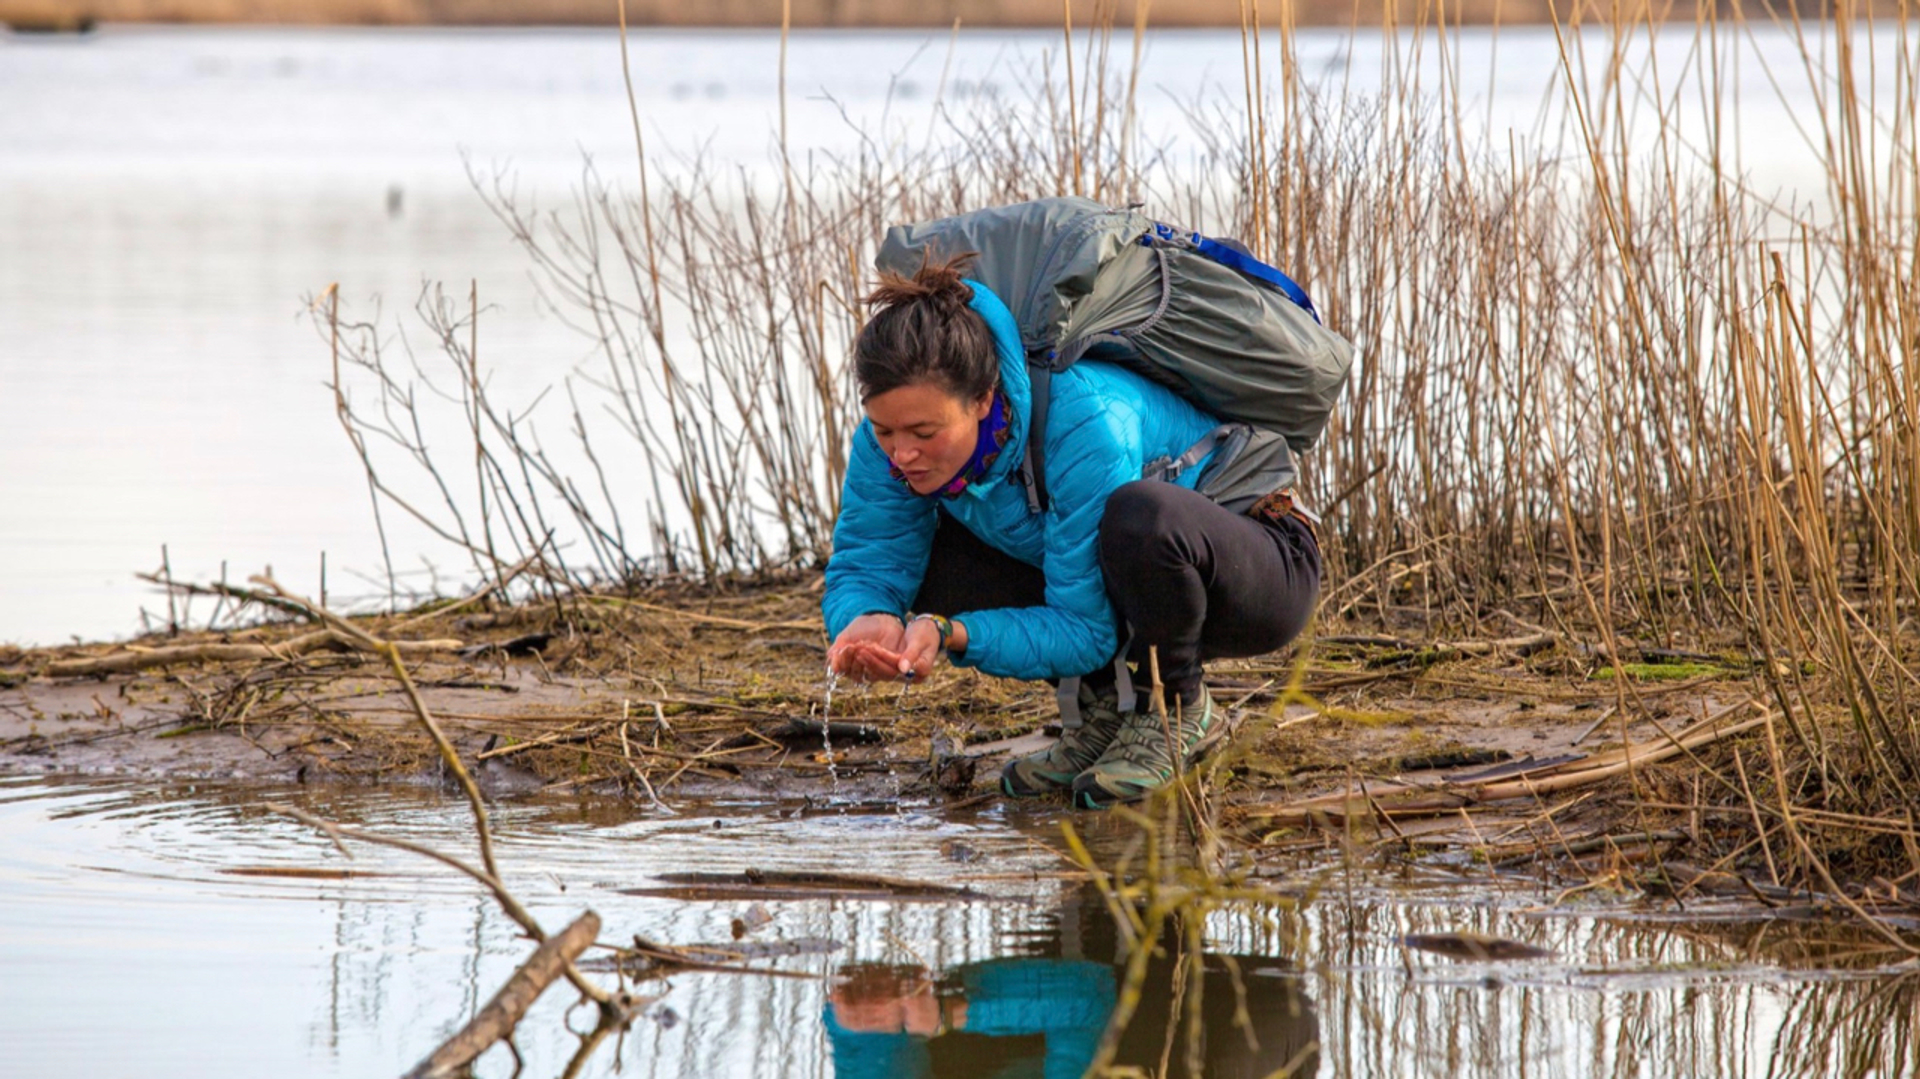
0;22;1904;644
0;774;1913;1077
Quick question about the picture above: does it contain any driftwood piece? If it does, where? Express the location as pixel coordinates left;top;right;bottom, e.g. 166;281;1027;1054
402;910;602;1079
621;869;990;902
457;632;553;659
219;865;386;880
1400;931;1555;961
659;936;841;961
1643;860;1810;903
599;935;829;979
45;630;464;677
765;718;885;746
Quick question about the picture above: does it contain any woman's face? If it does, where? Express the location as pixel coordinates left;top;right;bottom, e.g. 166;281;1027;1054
865;382;993;495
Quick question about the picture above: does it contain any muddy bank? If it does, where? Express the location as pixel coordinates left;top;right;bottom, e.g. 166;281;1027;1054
0;577;1716;796
0;580;1772;840
5;577;1918;960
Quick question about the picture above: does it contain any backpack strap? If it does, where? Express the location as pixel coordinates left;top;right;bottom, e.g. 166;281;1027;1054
1121;244;1178;339
1056;675;1083;728
1019;357;1054;514
1191;235;1321;324
1141;424;1252;485
1111;632;1137;713
1017;334;1125;516
1145;222;1321;324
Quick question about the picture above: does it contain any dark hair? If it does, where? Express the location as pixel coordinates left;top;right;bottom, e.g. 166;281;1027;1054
853;250;999;404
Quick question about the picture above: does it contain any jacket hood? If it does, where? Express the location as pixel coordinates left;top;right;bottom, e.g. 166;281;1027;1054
965;279;1031;492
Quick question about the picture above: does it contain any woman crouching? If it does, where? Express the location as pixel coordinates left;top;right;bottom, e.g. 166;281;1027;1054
822;253;1322;809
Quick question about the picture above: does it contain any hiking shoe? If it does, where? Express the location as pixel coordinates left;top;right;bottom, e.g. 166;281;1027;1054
1071;685;1224;809
1001;686;1128;797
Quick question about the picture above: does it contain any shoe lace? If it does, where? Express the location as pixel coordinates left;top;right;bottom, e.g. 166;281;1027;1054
1053;701;1120;758
1108;712;1178;766
1112;698;1210;761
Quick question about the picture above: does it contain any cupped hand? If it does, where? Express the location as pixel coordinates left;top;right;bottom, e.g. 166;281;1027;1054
827;964;958;1037
830;639;912;682
827;613;908;682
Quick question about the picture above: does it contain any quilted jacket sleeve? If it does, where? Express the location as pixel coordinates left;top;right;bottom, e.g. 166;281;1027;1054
822;421;939;639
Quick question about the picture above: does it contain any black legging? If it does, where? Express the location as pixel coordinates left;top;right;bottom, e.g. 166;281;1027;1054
911;480;1322;704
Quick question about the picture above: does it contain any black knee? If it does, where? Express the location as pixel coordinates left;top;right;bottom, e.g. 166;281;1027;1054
1097;480;1184;568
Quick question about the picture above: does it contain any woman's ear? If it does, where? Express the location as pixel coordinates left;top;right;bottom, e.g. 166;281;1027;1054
968;393;994;422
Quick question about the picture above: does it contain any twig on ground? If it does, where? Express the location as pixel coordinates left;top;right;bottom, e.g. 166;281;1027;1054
44;631;463;678
1243;708;1771;826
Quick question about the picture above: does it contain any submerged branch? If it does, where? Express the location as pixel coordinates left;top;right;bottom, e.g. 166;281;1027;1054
402;911;605;1079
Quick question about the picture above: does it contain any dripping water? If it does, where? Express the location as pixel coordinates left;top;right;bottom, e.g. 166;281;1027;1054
820;669;842;793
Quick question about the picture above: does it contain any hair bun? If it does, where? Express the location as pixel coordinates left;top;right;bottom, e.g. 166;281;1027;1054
865;250;977;313
852;248;998;404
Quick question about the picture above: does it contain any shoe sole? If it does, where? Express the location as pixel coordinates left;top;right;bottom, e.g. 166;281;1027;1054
1000;762;1076;799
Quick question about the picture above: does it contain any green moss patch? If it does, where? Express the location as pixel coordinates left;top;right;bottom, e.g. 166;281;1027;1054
1590;661;1732;682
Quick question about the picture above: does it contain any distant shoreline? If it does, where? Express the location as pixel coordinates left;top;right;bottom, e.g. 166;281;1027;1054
3;0;1736;33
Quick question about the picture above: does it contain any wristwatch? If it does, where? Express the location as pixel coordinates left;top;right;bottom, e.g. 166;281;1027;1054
907;612;952;652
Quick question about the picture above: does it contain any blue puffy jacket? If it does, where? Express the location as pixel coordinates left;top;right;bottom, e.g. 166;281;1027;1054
823;958;1115;1079
822;280;1223;681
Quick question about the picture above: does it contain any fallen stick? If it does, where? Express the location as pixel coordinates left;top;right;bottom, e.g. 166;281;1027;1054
583;594;818;632
402;911;601;1079
1490;829;1689;869
1359;632;1559;668
652;868;988;898
135;573;315;621
45;630;463;677
1242;712;1771;827
1571;705;1620;745
612;935;822;978
474;721;608;760
219;865;387;880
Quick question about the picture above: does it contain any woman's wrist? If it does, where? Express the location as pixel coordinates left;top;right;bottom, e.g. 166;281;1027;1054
908;612;951;652
906;613;967;656
938;994;968;1035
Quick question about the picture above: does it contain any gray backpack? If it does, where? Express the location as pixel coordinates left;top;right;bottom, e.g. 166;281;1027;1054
876;196;1355;517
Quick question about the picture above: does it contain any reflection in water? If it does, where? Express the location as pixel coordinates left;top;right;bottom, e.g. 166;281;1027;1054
824;881;1320;1078
1;775;1916;1077
1295;895;1920;1079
